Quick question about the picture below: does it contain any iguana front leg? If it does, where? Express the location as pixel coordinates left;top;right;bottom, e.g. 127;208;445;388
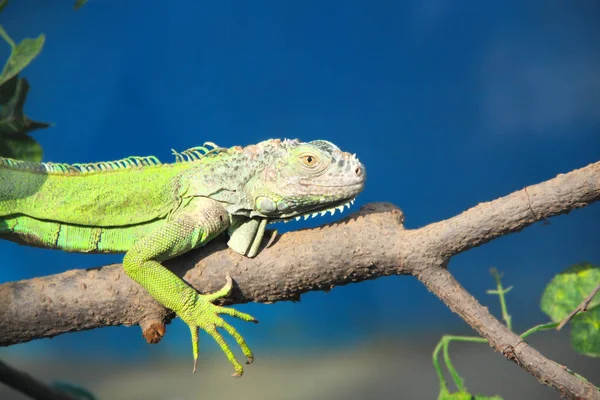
227;217;268;257
122;197;257;376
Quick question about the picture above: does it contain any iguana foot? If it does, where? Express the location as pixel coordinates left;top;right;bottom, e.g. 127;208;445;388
181;274;257;377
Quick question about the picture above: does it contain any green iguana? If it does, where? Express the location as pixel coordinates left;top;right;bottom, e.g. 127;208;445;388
0;138;365;376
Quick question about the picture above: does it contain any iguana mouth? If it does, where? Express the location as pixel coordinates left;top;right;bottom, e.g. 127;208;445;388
300;182;364;189
269;196;357;224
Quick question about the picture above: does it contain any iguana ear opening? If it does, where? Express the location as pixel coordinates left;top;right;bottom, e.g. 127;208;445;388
227;218;267;258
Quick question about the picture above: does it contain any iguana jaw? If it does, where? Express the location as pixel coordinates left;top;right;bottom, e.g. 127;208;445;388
270;197;357;223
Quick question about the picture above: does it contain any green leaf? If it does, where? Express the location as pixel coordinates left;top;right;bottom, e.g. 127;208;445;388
74;0;88;10
571;306;600;357
0;0;8;14
438;391;472;400
0;30;45;87
541;262;600;322
0;76;51;136
0;72;17;104
438;390;503;400
541;262;600;357
0;130;42;161
0;76;48;161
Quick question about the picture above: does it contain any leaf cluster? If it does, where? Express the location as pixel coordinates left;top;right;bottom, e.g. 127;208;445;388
0;0;49;161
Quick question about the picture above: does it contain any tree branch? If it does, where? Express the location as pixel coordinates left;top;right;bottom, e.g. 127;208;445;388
422;160;600;258
1;161;599;399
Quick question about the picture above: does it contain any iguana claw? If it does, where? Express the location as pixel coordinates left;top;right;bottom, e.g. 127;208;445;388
184;274;257;377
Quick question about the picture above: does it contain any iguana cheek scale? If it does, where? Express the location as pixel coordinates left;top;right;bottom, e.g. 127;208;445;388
0;138;365;376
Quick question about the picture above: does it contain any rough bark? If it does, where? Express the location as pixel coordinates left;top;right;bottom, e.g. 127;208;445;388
1;160;599;399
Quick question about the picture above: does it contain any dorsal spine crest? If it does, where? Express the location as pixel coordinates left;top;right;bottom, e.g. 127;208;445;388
0;142;226;175
171;142;224;163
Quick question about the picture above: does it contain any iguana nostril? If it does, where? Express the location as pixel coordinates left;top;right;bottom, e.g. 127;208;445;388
355;166;362;176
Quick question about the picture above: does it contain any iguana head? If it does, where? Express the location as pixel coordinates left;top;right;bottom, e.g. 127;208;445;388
208;138;365;256
246;139;365;221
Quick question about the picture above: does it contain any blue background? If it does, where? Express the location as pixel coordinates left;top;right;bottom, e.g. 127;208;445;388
1;1;599;399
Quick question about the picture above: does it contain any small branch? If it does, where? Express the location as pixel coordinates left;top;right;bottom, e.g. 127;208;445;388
487;268;513;331
416;266;600;400
557;283;600;331
520;322;559;339
0;359;76;400
0;25;16;49
433;335;488;393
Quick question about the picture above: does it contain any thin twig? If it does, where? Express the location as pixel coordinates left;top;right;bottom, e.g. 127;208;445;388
557;283;600;331
0;360;77;400
0;25;16;49
432;335;488;393
520;322;559;339
487;268;513;331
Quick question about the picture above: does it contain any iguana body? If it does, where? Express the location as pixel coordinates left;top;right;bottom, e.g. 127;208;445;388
0;138;365;376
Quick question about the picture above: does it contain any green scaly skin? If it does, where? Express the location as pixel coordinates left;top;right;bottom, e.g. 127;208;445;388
0;138;365;376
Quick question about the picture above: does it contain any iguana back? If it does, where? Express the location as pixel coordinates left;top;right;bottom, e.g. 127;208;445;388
0;150;210;226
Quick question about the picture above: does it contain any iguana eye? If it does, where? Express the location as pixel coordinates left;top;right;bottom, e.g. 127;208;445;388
300;154;318;168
